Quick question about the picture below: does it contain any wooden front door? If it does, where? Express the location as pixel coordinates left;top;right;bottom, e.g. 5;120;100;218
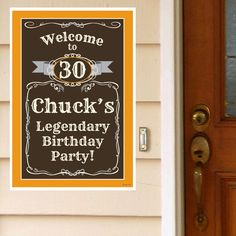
184;0;236;235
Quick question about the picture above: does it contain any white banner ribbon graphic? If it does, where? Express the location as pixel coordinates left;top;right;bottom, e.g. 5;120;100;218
32;61;113;76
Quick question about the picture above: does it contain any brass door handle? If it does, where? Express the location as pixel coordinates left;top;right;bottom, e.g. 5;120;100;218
191;135;210;231
194;163;202;208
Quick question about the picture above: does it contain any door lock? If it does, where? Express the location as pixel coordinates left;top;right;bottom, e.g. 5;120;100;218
192;104;210;131
192;110;207;125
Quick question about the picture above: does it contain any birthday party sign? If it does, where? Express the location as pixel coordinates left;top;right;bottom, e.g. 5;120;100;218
11;9;135;189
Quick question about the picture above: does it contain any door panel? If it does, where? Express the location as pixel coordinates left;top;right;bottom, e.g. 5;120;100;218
184;0;236;235
216;172;236;235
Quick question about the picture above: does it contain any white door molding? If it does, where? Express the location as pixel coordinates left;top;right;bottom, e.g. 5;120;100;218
160;0;184;235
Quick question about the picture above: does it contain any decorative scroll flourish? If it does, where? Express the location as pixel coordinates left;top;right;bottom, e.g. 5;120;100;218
25;80;120;177
24;21;121;29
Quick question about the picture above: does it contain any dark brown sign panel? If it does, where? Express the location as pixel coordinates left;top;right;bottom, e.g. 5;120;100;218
11;9;134;189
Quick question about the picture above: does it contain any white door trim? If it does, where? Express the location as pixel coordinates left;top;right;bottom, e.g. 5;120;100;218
160;0;184;235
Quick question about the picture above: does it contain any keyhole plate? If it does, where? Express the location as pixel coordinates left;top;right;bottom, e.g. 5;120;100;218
191;136;210;164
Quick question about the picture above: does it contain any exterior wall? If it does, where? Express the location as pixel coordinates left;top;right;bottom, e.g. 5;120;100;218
0;1;161;235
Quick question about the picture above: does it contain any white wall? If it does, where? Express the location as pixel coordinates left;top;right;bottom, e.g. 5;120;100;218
0;1;161;235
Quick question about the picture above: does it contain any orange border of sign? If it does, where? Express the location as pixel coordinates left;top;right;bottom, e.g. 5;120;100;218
11;10;134;188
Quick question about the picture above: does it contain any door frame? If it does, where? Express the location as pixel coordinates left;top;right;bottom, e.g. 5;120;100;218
160;0;184;235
